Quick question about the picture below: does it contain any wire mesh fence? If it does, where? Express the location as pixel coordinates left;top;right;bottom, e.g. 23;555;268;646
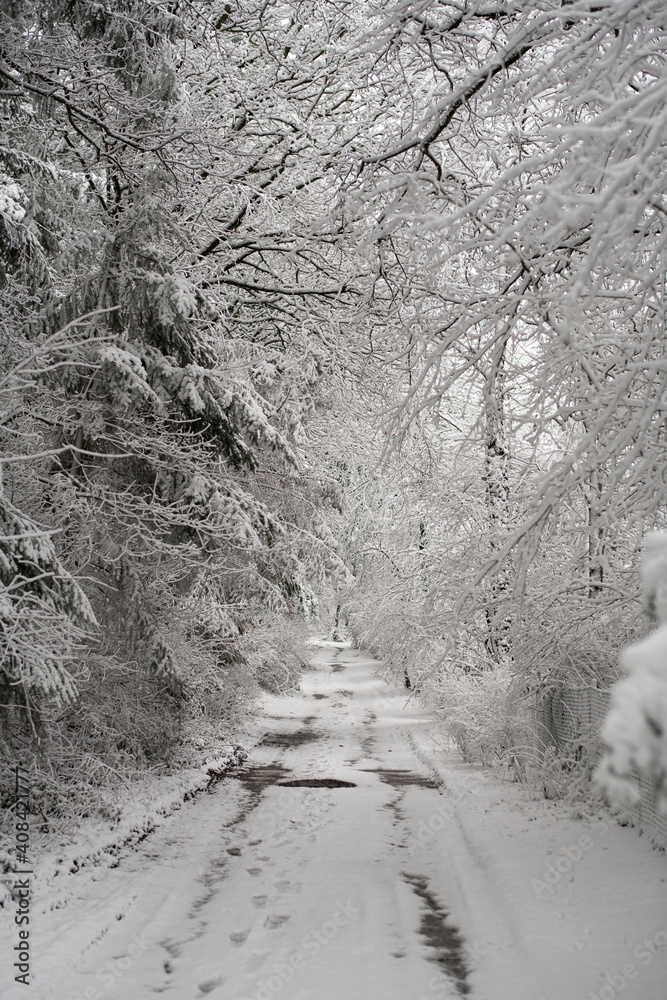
636;771;667;850
535;687;667;850
536;687;611;757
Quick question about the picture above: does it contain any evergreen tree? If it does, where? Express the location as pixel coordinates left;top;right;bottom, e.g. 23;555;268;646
0;0;352;779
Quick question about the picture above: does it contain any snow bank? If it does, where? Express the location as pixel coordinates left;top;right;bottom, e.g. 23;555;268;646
0;745;247;906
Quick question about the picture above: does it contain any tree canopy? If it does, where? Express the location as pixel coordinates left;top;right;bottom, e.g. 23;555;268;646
1;0;666;820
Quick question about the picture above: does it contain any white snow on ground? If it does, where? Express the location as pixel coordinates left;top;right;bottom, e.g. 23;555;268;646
1;644;666;1000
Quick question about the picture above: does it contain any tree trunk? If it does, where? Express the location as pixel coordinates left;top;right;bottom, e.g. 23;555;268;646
482;337;512;662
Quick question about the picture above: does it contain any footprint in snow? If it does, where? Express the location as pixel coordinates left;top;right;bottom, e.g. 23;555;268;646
246;867;262;875
198;974;224;993
274;879;301;893
265;914;290;929
230;930;249;944
244;950;268;971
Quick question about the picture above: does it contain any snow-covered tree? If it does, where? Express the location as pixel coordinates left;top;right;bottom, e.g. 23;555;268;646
0;0;355;784
340;0;667;685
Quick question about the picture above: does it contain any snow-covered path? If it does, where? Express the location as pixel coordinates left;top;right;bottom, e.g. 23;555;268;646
4;644;667;1000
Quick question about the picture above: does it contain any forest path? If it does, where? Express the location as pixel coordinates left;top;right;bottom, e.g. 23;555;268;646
10;644;667;1000
136;643;481;1000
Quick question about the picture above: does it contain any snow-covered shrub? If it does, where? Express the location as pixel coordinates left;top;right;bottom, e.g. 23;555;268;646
49;659;183;770
347;592;430;687
596;623;667;813
512;610;630;695
524;723;607;805
242;613;311;694
429;664;534;770
149;597;256;719
596;533;667;813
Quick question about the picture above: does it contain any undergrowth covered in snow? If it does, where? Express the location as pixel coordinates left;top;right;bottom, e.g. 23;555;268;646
0;614;310;889
0;744;248;910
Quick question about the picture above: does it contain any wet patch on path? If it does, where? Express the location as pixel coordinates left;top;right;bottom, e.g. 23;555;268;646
259;729;322;749
358;768;438;790
402;872;470;994
224;762;292;827
233;762;291;792
277;778;357;788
